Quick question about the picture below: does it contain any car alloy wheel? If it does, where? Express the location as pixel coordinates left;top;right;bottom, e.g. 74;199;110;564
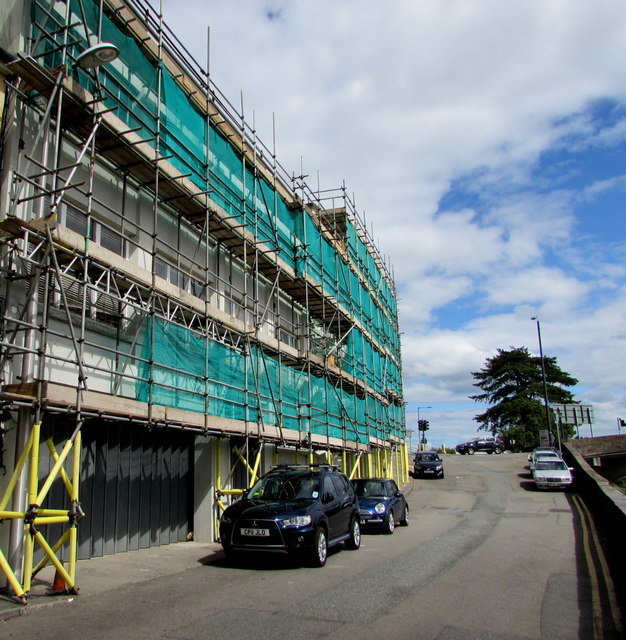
310;527;328;567
494;447;502;454
467;448;475;455
345;518;361;550
385;511;395;535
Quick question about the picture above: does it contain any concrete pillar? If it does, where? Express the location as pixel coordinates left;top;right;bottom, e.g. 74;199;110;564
193;436;214;543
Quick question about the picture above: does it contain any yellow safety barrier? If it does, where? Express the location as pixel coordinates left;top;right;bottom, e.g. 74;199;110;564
0;422;84;604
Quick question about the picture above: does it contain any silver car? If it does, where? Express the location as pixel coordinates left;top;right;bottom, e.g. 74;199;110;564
532;460;573;490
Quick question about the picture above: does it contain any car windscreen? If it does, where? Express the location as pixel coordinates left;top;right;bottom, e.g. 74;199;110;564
247;473;319;501
416;454;439;462
534;461;568;471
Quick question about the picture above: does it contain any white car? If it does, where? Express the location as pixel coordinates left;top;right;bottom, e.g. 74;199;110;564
532;459;573;490
527;446;558;462
529;450;562;470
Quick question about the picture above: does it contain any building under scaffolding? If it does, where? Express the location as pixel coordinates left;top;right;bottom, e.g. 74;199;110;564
0;0;405;600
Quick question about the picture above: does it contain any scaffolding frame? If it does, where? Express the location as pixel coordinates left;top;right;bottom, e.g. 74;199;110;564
0;0;406;601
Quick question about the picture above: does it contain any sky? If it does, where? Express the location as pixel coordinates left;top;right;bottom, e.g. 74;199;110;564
155;0;626;448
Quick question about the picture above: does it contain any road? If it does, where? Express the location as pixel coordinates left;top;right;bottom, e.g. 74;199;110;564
2;453;623;639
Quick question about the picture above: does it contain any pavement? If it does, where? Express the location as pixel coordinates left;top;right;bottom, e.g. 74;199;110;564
0;540;222;621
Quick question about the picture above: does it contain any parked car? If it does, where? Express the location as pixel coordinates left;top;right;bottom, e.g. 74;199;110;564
456;436;505;455
529;449;563;470
413;451;444;478
532;459;574;490
351;478;409;534
527;446;559;462
219;464;361;567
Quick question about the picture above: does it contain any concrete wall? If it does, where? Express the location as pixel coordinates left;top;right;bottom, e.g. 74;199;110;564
565;434;626;483
562;439;626;606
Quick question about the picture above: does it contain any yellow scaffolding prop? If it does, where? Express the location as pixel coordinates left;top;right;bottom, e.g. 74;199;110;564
348;451;363;480
0;422;83;604
215;440;261;539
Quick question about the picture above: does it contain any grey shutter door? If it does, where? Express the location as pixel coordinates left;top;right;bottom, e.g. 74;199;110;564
76;419;194;559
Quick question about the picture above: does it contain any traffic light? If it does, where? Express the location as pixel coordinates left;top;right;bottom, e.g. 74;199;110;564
418;419;429;431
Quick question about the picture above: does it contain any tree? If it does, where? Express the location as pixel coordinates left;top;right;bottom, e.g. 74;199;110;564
470;346;578;450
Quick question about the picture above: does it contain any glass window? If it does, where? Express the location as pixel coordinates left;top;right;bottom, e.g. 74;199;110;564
330;474;347;499
323;474;336;499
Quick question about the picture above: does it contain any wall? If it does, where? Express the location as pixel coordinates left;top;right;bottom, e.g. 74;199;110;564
562;439;626;609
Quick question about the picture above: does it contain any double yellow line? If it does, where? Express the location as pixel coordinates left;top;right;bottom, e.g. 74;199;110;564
571;494;623;639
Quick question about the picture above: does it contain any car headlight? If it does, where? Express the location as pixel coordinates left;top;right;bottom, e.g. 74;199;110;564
436;465;442;470
281;515;312;527
374;502;386;514
220;513;232;524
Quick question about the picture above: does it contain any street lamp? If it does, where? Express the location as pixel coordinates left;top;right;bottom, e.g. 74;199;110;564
417;406;431;450
74;0;120;69
75;42;120;69
531;317;559;450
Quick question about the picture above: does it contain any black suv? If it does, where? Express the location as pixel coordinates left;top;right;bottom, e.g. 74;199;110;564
455;436;505;455
219;464;361;567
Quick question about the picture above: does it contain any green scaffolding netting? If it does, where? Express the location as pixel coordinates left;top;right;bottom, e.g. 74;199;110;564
32;0;405;442
135;318;403;443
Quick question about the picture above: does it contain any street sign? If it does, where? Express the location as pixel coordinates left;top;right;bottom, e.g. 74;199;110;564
539;430;551;447
552;404;594;425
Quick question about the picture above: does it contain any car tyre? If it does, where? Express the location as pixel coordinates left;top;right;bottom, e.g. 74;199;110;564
310;527;328;567
345;517;361;550
222;544;238;565
400;504;409;526
467;448;475;455
384;511;395;535
494;447;502;454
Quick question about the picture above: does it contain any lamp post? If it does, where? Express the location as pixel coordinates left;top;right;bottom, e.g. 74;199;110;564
417;406;431;450
531;317;559;450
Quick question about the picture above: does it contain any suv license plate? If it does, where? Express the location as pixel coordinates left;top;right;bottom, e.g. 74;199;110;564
241;527;269;537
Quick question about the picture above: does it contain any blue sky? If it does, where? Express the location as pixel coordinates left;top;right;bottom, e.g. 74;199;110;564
159;0;626;447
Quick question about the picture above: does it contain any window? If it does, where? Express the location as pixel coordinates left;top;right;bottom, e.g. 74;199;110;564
330;473;349;499
323;475;336;500
278;328;294;347
155;257;205;300
60;202;126;259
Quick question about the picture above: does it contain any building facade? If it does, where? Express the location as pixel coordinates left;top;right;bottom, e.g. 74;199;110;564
0;0;405;596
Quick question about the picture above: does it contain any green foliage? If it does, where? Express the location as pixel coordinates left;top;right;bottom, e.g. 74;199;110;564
470;346;578;450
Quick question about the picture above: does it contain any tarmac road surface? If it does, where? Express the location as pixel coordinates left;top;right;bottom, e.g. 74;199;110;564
1;453;623;639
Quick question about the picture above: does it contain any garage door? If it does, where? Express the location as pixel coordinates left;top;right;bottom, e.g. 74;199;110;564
76;419;194;559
